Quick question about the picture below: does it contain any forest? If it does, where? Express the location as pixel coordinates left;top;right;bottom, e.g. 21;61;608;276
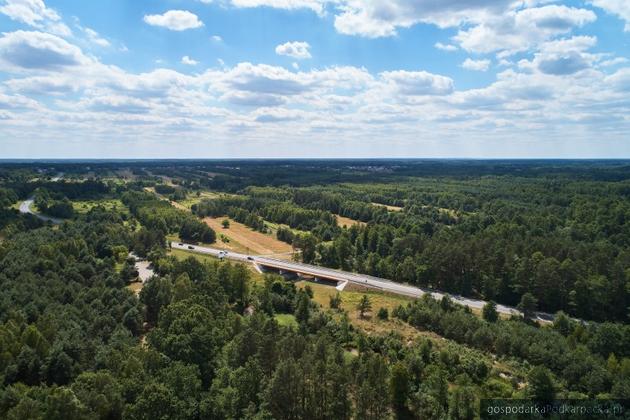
0;160;629;419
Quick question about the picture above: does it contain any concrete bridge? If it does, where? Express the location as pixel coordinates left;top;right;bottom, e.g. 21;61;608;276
170;241;556;322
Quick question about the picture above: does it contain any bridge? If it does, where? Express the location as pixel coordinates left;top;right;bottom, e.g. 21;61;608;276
170;241;554;321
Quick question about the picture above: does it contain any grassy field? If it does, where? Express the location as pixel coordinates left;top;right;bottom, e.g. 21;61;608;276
296;280;435;340
274;314;298;329
176;191;221;210
204;217;294;257
73;199;127;214
335;215;366;228
371;202;404;212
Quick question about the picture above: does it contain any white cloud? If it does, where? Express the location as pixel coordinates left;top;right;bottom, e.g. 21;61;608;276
380;70;454;96
606;67;630;91
600;57;628;67
533;36;598;75
0;30;89;72
275;41;311;59
590;0;630;31
462;58;491;71
435;42;457;52
181;56;198;66
211;35;223;42
1;0;58;25
83;27;110;48
0;0;71;36
230;0;326;15
1;16;629;158
333;0;516;38
143;10;204;31
454;5;596;55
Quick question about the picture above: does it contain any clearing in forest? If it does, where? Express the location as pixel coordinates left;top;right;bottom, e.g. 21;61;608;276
203;217;294;256
335;215;366;228
297;280;434;341
371;202;403;211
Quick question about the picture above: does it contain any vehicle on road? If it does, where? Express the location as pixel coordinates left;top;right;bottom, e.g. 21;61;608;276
188;245;194;250
179;243;183;246
247;256;254;261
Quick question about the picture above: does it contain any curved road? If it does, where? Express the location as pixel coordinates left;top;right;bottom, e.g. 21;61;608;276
17;173;65;224
171;241;554;322
19;199;63;224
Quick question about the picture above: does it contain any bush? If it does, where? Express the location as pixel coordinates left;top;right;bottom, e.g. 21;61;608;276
377;307;389;320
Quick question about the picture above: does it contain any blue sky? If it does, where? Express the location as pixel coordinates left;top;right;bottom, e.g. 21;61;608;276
0;0;629;158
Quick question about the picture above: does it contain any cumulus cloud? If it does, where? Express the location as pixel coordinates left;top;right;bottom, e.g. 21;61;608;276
254;107;304;122
606;68;630;91
462;58;491;71
230;0;326;15
1;10;629;158
275;41;311;59
0;0;59;24
0;0;71;36
435;42;457;52
143;10;204;31
520;36;599;75
0;91;39;109
181;56;198;65
224;62;312;95
0;30;88;71
333;0;516;38
380;70;454;96
590;0;630;31
454;5;596;55
82;27;110;48
83;95;152;114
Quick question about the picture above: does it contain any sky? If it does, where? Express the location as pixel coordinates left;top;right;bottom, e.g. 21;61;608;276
0;0;629;158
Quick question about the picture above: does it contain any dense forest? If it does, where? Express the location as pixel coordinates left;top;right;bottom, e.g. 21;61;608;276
0;160;629;419
190;168;630;323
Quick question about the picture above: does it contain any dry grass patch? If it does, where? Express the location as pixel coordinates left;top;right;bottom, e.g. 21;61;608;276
126;282;143;296
371;202;404;212
296;281;440;341
204;217;294;257
335;215;366;228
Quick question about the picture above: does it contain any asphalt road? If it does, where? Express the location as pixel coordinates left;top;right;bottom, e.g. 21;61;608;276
171;241;554;322
17;173;64;224
18;199;63;224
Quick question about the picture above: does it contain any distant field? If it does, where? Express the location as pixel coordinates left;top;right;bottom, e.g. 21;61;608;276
204;217;294;257
176;191;220;210
73;199;127;214
371;202;403;211
335;215;366;228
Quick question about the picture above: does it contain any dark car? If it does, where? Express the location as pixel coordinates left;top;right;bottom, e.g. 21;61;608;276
247;256;254;261
188;246;194;250
178;243;183;246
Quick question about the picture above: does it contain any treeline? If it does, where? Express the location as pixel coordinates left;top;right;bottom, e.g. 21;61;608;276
122;191;215;247
33;189;74;219
395;296;630;398
8;179;110;200
233;177;630;323
1;186;629;418
193;196;338;237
